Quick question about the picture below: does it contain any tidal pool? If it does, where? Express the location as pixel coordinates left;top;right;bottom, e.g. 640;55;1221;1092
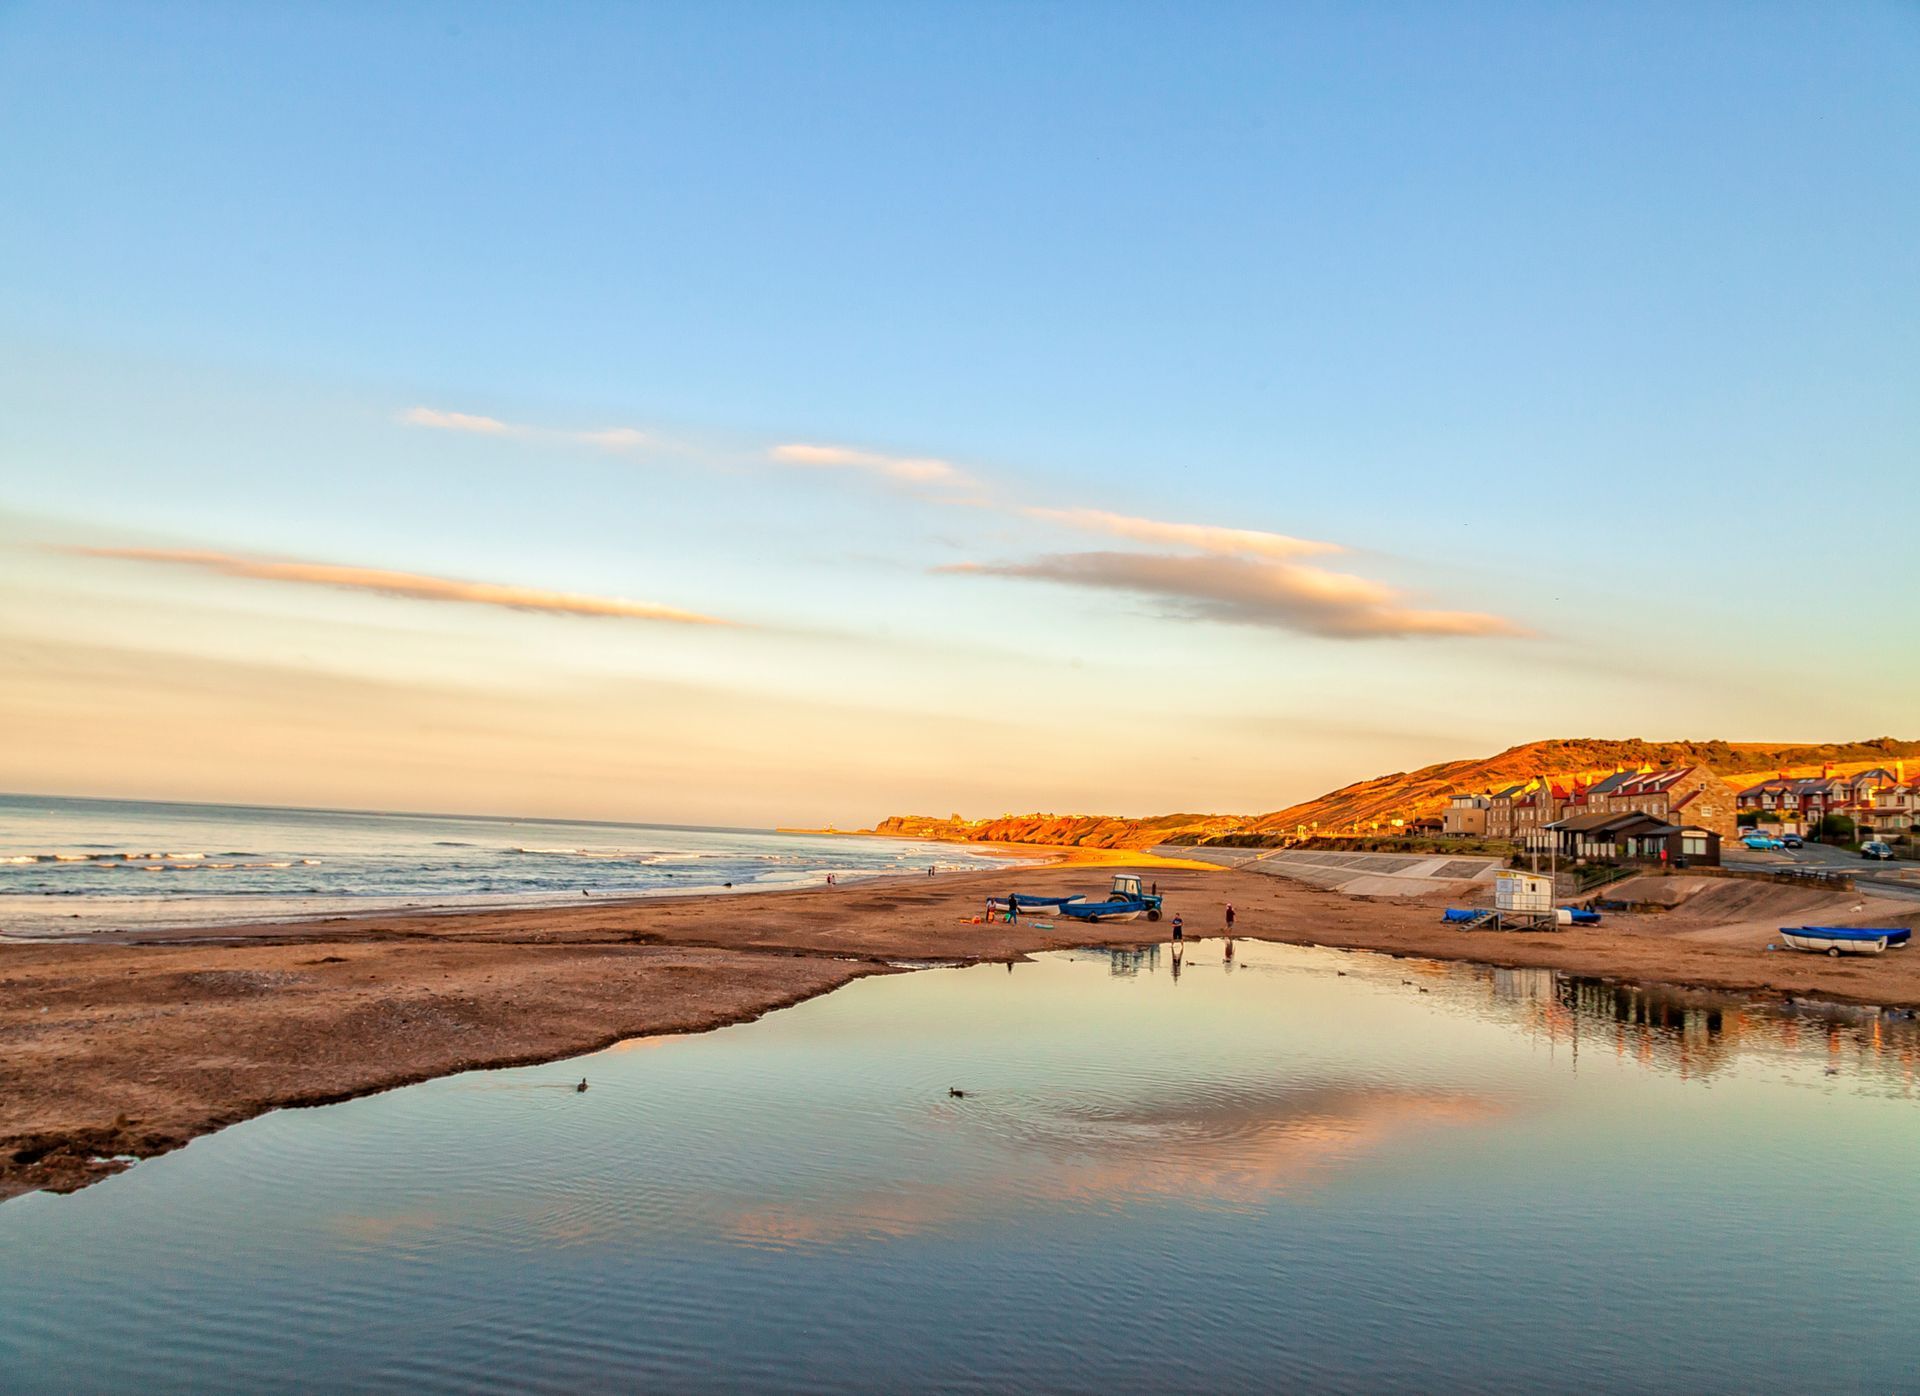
3;941;1918;1392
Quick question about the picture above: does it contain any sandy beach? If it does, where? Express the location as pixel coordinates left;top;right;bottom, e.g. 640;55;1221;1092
6;853;1918;1201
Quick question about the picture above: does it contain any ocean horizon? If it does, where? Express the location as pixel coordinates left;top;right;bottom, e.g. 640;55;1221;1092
0;793;1013;938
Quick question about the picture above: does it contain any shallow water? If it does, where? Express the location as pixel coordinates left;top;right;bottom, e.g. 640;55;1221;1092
0;794;1009;935
3;942;1919;1392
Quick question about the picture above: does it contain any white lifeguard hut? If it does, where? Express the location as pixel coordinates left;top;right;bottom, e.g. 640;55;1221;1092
1494;870;1553;914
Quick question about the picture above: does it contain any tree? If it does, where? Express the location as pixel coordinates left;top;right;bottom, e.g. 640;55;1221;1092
1812;813;1856;844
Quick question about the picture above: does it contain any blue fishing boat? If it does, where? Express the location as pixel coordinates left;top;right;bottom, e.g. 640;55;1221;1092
990;874;1164;923
985;893;1084;914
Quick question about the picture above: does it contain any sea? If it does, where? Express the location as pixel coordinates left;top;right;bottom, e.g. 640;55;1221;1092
0;793;1014;937
4;941;1918;1392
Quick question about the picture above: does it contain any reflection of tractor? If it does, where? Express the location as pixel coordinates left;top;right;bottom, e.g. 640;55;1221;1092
986;873;1164;923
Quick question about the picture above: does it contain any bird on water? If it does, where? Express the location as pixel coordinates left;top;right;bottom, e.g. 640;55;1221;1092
576;1078;589;1093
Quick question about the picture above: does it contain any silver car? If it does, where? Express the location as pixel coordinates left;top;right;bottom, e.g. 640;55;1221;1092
1861;841;1895;861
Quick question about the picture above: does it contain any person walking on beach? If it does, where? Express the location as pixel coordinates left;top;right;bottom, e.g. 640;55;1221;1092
1004;892;1018;924
1224;903;1236;932
1171;914;1183;942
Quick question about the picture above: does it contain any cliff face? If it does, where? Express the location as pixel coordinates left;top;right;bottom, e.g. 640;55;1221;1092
870;812;1241;850
871;736;1920;851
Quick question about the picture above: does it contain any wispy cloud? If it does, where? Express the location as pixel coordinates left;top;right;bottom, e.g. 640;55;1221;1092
769;442;971;488
574;426;652;450
391;407;1519;639
68;548;735;626
940;552;1528;640
401;407;652;452
401;406;520;436
1024;507;1340;561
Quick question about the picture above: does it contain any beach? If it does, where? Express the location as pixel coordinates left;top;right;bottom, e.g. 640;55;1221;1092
5;851;1919;1202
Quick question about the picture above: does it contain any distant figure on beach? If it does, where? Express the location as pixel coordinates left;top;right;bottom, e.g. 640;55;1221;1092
926;866;935;877
1003;893;1018;923
1171;914;1183;942
1225;903;1235;930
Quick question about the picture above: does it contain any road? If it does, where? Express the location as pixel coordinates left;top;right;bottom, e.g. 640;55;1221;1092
1724;839;1920;903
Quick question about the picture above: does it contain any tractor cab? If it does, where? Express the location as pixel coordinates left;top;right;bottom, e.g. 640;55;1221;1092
1110;873;1163;920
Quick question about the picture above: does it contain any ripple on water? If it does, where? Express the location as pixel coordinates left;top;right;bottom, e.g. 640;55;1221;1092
5;943;1920;1394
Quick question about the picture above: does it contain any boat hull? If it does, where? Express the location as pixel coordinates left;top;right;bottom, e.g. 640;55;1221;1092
1057;900;1148;923
1779;929;1894;956
985;896;1083;914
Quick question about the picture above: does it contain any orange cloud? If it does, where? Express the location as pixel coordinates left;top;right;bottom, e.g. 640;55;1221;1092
942;551;1529;640
1025;507;1340;561
67;547;736;626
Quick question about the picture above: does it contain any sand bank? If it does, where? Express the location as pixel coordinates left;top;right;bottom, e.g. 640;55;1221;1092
5;857;1916;1201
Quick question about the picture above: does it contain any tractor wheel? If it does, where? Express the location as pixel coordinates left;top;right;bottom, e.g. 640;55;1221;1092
1147;908;1161;922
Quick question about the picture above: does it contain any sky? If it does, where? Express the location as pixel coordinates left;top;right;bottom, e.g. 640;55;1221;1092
2;1;1916;827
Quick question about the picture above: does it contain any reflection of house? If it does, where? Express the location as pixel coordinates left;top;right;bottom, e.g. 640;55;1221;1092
1541;811;1722;866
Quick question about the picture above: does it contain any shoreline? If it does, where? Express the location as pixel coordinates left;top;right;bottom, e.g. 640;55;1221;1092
0;838;1086;945
5;855;1917;1202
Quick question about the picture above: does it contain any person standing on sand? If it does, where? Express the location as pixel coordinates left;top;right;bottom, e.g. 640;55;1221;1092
1225;903;1235;931
1171;914;1183;942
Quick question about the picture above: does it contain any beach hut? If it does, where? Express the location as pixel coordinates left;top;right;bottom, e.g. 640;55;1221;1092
1494;870;1553;914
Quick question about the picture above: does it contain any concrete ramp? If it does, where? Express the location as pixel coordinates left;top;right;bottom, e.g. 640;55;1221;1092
1155;846;1503;897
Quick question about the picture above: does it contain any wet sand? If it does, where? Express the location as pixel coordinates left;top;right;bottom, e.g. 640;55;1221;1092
5;856;1918;1200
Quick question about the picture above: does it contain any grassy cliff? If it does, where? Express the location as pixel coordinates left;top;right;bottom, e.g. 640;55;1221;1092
871;736;1920;851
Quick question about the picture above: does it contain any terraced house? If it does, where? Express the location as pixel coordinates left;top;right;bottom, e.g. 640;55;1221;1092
1472;766;1739;866
1569;767;1738;837
1739;764;1918;844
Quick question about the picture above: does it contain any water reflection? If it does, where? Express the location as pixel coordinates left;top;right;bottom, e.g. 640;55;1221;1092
3;940;1919;1395
1448;959;1920;1091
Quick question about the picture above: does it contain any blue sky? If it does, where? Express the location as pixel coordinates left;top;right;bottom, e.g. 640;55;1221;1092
2;2;1915;824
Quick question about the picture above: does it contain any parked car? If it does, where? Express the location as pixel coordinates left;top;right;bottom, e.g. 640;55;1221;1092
1780;834;1804;849
1742;833;1786;851
1861;842;1895;861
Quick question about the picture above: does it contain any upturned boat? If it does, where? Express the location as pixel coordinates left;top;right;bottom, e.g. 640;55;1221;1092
1778;925;1913;957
